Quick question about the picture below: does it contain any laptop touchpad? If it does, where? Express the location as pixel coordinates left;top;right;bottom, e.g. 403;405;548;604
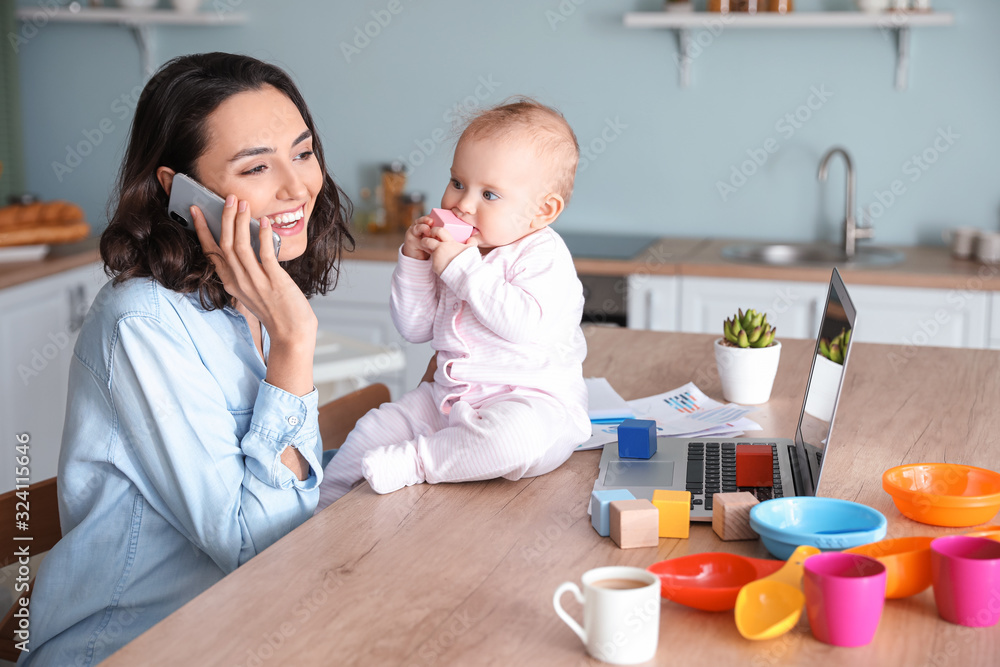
605;461;675;487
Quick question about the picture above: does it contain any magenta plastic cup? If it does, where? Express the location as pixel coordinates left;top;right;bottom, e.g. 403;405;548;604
931;535;1000;627
803;552;887;647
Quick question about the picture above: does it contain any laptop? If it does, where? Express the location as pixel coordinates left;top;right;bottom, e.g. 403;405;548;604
592;268;858;521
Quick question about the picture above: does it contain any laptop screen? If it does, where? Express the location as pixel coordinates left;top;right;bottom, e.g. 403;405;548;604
793;268;858;496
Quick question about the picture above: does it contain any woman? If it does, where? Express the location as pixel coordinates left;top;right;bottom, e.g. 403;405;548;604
20;53;353;666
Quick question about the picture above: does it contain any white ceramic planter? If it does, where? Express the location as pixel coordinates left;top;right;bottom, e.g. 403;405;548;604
803;354;843;422
714;338;781;405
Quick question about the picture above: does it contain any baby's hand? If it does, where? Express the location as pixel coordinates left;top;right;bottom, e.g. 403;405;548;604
402;218;432;260
422;226;479;275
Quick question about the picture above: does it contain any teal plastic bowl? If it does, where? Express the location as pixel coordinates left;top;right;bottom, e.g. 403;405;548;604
750;497;888;560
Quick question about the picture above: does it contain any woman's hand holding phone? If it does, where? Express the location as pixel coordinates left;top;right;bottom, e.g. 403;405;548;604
190;195;317;398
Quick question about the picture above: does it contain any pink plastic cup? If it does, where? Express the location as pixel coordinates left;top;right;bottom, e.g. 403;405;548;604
931;535;1000;627
803;552;887;647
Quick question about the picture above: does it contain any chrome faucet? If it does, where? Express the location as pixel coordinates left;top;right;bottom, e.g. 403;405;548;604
818;146;873;260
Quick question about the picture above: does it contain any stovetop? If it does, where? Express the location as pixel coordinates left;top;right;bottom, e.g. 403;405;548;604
558;231;659;261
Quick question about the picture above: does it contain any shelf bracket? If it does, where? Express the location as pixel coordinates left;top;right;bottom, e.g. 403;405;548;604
675;28;692;88
127;22;155;80
894;26;911;91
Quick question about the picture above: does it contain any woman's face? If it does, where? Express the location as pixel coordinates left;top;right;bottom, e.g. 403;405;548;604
193;85;323;262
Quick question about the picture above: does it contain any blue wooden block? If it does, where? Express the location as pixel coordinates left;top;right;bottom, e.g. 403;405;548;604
590;489;636;536
617;418;657;459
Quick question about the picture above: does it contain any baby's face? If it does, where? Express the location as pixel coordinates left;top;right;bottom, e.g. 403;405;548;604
440;134;552;251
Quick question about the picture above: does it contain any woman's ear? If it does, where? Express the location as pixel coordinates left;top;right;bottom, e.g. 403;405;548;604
530;192;565;230
156;167;176;196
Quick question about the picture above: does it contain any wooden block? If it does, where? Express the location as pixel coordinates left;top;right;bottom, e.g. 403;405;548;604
617;419;657;459
651;489;691;539
736;444;773;487
609;499;659;549
711;491;760;541
590;489;635;537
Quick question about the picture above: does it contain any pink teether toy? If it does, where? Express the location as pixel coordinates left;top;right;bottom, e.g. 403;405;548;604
428;208;474;243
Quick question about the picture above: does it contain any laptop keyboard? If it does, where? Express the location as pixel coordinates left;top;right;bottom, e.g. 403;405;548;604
685;442;784;511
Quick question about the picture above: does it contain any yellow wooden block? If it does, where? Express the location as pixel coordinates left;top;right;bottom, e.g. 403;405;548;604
651;489;691;539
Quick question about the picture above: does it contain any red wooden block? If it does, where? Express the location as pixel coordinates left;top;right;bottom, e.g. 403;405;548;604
736;444;773;487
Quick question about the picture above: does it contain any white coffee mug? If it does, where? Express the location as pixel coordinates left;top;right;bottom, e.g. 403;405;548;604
553;566;660;665
976;232;1000;264
942;227;980;260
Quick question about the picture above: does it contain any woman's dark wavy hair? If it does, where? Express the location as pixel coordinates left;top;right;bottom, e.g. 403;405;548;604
101;52;353;309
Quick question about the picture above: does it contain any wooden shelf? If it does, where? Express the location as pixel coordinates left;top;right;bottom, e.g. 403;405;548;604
624;10;953;29
16;7;246;78
623;10;955;90
16;7;246;26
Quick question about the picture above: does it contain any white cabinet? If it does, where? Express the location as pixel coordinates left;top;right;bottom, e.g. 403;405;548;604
0;262;108;493
626;275;678;331
676;277;828;339
309;260;432;398
990;293;1000;350
627;274;995;349
848;284;988;348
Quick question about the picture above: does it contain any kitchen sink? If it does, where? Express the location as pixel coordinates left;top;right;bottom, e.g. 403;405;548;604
721;242;905;267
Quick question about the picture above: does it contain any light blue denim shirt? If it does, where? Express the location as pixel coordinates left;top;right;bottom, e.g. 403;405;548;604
19;277;323;667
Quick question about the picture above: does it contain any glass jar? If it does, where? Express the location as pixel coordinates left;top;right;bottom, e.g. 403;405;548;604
353;187;374;234
768;0;793;12
380;161;407;233
399;192;426;230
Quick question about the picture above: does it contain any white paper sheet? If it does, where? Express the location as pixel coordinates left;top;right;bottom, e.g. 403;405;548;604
575;382;761;451
584;377;634;421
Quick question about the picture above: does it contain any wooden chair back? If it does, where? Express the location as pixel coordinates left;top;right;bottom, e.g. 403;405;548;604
318;383;390;451
0;477;60;662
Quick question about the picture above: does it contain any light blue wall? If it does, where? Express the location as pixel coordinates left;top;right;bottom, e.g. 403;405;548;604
15;0;999;246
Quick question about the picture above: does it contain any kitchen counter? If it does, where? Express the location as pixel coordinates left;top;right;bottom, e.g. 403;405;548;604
6;232;1000;293
674;239;1000;291
0;236;101;291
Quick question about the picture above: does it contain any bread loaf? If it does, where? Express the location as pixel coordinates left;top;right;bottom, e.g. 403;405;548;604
0;201;89;246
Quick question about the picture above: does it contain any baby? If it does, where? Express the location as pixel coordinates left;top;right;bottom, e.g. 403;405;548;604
317;98;590;509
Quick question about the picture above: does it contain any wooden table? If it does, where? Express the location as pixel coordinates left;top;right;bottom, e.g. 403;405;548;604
104;328;1000;666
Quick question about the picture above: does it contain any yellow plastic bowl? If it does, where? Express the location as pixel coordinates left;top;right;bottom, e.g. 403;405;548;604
882;463;1000;527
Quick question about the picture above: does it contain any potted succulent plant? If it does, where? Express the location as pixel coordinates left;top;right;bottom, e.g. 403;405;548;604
804;328;850;421
714;308;781;405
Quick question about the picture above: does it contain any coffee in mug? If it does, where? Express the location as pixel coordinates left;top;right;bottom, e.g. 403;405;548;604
553;566;660;665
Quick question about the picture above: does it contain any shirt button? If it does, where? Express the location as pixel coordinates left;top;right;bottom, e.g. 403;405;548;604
453;303;459;312
287;415;300;426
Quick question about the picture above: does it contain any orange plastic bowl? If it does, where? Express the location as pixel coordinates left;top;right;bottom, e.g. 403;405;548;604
882;463;1000;527
845;536;934;598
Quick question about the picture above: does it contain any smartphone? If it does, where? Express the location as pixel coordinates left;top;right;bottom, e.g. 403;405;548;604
166;173;281;262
